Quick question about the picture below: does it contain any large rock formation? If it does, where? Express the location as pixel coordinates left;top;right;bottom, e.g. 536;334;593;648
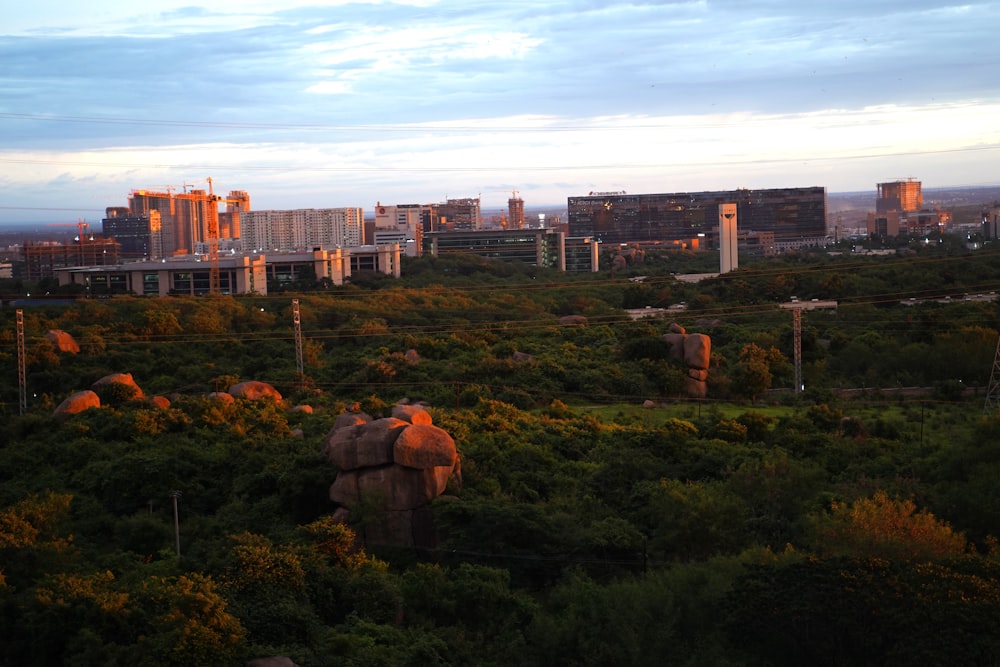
229;380;282;402
54;390;101;417
46;330;80;354
321;405;460;547
663;324;712;398
91;372;144;401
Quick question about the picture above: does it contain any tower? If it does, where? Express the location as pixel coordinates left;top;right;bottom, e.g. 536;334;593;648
508;191;525;230
719;203;738;273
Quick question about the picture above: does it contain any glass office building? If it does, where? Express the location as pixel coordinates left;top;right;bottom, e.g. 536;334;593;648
567;187;827;247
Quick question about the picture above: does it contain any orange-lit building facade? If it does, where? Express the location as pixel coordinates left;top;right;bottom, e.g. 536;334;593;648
876;179;923;213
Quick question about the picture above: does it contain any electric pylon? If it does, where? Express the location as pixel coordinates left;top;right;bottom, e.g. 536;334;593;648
17;309;27;415
984;335;1000;413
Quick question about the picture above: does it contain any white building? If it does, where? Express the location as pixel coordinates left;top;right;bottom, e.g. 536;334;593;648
240;208;363;252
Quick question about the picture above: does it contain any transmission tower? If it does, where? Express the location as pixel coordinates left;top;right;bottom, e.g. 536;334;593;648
292;299;304;388
792;307;802;393
984;335;1000;413
17;309;27;415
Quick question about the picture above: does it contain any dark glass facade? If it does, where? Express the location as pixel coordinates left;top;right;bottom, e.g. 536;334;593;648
567;187;827;245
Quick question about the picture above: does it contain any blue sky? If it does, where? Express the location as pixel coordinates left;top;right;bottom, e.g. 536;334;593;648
2;0;999;226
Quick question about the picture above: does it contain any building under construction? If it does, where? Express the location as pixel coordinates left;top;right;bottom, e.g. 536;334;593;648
22;238;120;281
124;185;249;258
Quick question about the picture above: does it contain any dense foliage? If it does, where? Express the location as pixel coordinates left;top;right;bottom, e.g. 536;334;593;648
3;242;1000;664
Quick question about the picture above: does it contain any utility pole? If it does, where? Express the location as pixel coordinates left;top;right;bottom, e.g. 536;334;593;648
292;299;304;389
780;299;838;393
170;490;182;557
17;309;27;414
792;307;802;393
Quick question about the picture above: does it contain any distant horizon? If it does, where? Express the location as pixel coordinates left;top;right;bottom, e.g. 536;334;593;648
3;181;999;232
4;2;999;230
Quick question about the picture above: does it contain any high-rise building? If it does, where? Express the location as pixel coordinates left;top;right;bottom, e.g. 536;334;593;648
567;187;827;249
877;179;922;214
508;193;525;230
240;208;364;252
126;186;247;256
221;190;250;240
102;206;162;259
437;198;482;231
372;203;423;251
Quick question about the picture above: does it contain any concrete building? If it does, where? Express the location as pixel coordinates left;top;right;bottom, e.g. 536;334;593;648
436;198;482;231
567;187;827;249
868;180;951;238
23;238;121;281
422;229;599;272
240;208;363;252
51;245;402;296
54;254;267;296
372;203;424;252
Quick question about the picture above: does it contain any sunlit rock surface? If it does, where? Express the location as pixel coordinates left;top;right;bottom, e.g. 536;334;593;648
46;329;80;354
322;405;460;547
54;390;101;417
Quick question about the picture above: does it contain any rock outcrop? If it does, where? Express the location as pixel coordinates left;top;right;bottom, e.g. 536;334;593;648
229;380;282;402
92;372;144;401
663;324;712;398
46;330;80;354
54;390;101;417
148;395;171;409
322;405;460;547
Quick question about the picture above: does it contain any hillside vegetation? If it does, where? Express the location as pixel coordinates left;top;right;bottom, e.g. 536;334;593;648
3;242;1000;665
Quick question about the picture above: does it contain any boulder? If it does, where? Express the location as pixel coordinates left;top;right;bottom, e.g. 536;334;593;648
668;322;686;335
391;404;433;425
331;464;454;511
331;411;371;430
404;349;421;364
149;395;171;409
683;334;711;370
684;376;708;398
393;424;457;469
54;390;101;417
229;380;282;402
209;391;235;404
663;333;687;361
290;404;313;414
687;368;709;382
642;399;657;408
46;329;80;354
512;350;534;363
323;418;408;470
92;372;144;400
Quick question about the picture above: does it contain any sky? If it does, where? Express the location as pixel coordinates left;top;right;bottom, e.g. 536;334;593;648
2;0;999;226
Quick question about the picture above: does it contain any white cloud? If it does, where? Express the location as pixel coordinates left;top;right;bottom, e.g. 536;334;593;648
2;1;1000;224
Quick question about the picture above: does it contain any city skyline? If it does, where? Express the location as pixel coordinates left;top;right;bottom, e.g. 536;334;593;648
2;1;999;227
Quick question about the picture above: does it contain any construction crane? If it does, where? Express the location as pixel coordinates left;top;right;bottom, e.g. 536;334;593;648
46;219;91;264
202;177;244;294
